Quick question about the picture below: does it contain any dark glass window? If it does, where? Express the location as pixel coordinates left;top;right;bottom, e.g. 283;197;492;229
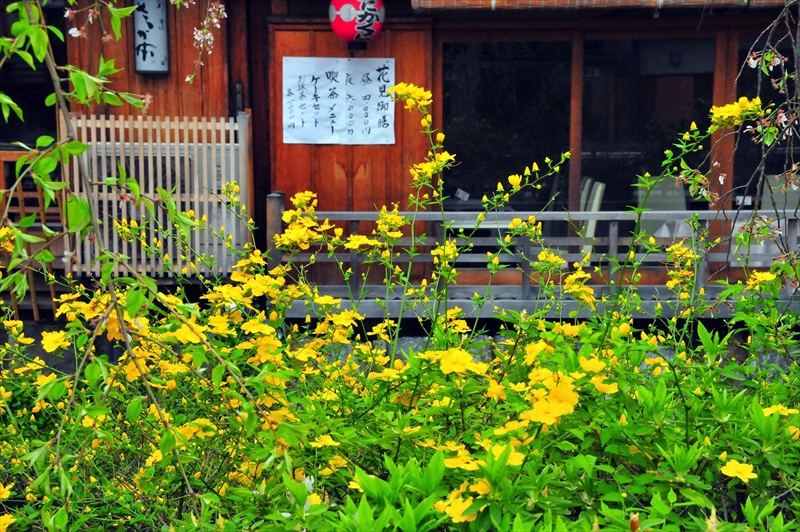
582;39;714;212
442;41;571;209
734;36;796;202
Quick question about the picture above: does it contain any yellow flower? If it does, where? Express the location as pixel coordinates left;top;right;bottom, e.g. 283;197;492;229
34;373;57;388
431;348;488;375
619;414;627;425
0;514;16;532
491;444;524;467
537;249;566;267
579;356;606;373
762;404;799;417
443;455;482;471
41;330;70;353
746;271;777;292
0;482;11;500
486;379;506;402
0;387;11;408
436;132;445;143
470;478;491;495
721;459;757;483
309;434;340;448
789;426;800;440
590;376;619;394
524;341;548;365
521;399;572;426
508;174;522;188
445;497;478;523
387;82;433;109
719;451;727;460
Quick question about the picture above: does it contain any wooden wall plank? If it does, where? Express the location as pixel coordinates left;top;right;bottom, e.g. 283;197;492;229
312;32;351;212
352;34;390;213
387;27;432;210
270;30;314;196
65;0;228;118
269;23;432;213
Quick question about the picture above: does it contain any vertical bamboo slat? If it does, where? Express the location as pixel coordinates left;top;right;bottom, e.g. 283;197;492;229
62;113;249;278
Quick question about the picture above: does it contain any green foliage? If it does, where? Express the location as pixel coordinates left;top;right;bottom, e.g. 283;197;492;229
3;2;800;531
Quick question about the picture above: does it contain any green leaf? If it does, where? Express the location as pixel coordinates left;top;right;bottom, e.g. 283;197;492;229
18;232;44;243
212;363;226;390
65;141;89;156
84;362;102;386
650;491;671;516
36;135;55;148
16;49;34;69
106;6;138;40
14;152;29;177
101;261;115;283
159;430;176;457
0;92;23;122
18;212;37;229
33;249;55;263
48;25;64;42
103;92;123;106
32;154;58;176
126;396;146;424
421;451;444;496
65;196;91;234
30;26;49;62
52;506;68;531
69;71;88;102
126;289;146;318
667;488;677;504
110;11;122;41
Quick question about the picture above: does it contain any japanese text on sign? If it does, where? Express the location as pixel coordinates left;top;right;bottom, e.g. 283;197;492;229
282;57;395;145
133;0;169;74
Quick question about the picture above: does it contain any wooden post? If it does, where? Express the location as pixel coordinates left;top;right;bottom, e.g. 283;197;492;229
266;192;285;271
568;30;584;214
349;219;360;295
521;238;531;301
608;221;619;261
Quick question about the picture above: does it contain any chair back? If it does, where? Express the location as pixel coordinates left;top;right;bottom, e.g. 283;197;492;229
637;178;687;236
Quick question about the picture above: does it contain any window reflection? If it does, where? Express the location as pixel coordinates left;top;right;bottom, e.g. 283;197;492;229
442;41;571;209
582;39;714;212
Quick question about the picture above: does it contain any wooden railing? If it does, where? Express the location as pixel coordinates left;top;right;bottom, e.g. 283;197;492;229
61;112;253;277
266;192;800;317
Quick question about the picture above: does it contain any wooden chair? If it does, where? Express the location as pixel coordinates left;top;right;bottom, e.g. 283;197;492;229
637;177;688;237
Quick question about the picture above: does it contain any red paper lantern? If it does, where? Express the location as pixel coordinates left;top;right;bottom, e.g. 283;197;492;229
329;0;385;44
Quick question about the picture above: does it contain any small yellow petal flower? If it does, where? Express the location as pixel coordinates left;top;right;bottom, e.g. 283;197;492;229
721;459;757;483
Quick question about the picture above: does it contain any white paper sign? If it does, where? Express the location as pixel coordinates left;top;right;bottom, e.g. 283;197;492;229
133;0;169;74
282;57;395;145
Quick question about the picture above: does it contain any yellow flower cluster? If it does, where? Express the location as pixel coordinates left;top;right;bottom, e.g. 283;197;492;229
387;82;433;110
563;266;596;310
746;270;777;292
710;96;762;127
0;226;15;253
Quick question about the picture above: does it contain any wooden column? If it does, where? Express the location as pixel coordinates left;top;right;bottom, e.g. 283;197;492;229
568;30;584;213
711;27;737;210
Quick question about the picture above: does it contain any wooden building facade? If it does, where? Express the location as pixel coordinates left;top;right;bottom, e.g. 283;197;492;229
2;0;795;296
35;1;782;236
